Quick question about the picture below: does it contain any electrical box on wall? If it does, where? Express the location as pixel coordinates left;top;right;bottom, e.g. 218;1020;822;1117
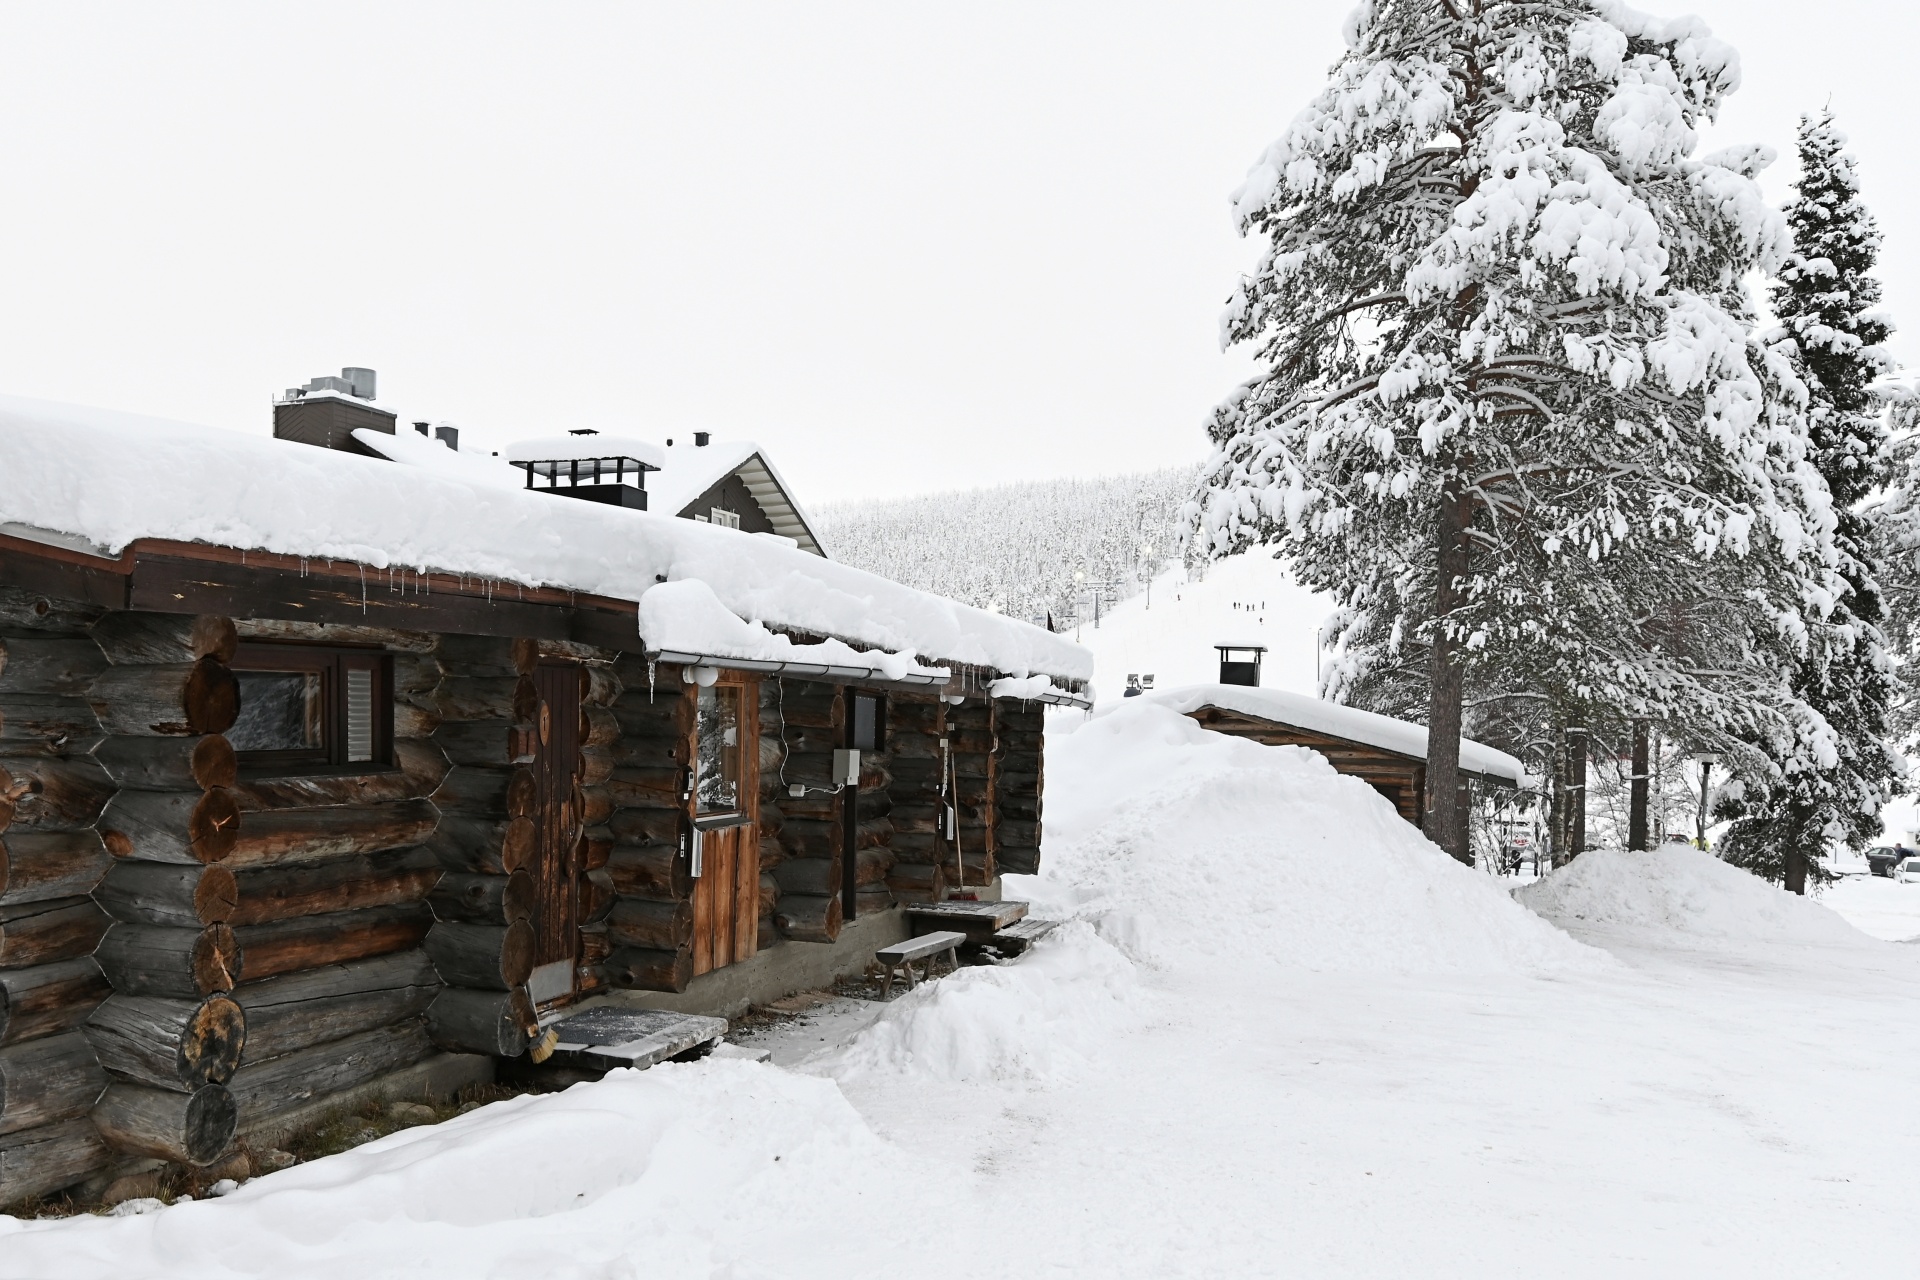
832;748;861;788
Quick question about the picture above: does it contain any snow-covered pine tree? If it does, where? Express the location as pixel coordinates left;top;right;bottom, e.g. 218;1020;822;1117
1191;0;1839;862
1722;110;1903;892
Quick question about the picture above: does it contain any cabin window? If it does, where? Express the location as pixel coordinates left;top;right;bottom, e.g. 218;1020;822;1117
709;508;740;529
695;683;743;815
229;643;392;774
850;693;885;753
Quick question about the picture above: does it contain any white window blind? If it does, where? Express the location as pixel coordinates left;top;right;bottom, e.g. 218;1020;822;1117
345;668;374;762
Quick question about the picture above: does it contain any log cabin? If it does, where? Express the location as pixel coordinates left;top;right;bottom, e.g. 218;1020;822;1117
0;390;1087;1206
1152;685;1525;825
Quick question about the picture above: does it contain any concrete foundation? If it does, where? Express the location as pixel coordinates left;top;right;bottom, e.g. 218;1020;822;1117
583;906;915;1020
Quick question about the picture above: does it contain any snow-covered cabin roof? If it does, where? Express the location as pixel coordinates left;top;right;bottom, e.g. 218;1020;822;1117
0;393;1090;687
1146;684;1526;787
648;439;826;557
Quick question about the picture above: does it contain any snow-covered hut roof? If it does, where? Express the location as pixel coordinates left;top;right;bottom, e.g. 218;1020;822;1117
0;393;1090;688
648;438;826;557
1145;684;1526;787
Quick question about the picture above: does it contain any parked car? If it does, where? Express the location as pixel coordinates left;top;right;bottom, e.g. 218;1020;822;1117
1867;846;1915;877
1899;857;1920;885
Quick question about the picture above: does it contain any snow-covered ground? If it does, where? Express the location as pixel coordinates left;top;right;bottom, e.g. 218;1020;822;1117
6;701;1920;1277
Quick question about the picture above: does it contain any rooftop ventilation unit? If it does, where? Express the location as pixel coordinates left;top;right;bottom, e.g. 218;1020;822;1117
503;429;665;511
272;366;395;454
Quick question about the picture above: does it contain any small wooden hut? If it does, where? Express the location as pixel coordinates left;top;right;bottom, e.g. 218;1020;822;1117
0;395;1086;1206
1164;686;1524;825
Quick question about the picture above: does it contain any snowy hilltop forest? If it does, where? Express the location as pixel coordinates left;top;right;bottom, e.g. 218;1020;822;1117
815;465;1202;629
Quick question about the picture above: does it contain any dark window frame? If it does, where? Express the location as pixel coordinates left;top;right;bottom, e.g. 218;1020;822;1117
849;691;886;754
229;642;395;777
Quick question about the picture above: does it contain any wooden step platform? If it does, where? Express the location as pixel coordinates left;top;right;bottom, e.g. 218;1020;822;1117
545;1007;728;1071
904;899;1029;937
986;917;1061;957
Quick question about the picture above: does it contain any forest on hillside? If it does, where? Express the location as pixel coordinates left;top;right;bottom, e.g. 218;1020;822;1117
814;464;1201;629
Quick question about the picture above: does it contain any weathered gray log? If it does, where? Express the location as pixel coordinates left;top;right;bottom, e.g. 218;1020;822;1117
434;634;537;678
579;784;612;828
0;1117;109;1207
94;922;240;999
884;861;949;903
97;787;240;865
85;994;245;1091
579;868;613;923
774;892;842;944
0;831;112;906
774;848;889;896
393;701;444;741
228;848;440;926
579;745;614;785
227;739;448;812
0;584;108;635
226;1021;433;1129
0;695;103;752
604;946;693;993
87;657;239;736
605;898;693;951
92;733;237;791
608;702;691;744
427;869;535;924
430;720;526;767
425;813;535;874
0;1032;106;1136
997;846;1041;876
0;897;111;969
232;903;434;982
236;618;436;652
602;766;682;809
425;986;534;1058
236;951;438;1064
579;704;619;748
430;765;537;817
92;1081;236;1165
94;860;238;927
855;886;895;915
0;636;109;696
429;675;538;724
222;799;440;871
4;756;116;833
607;807;683;846
423;919;534;990
90;613;239;667
0;958;111;1047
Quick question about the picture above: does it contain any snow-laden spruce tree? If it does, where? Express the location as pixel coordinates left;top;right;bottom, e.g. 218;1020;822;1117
1720;110;1902;892
1191;0;1840;861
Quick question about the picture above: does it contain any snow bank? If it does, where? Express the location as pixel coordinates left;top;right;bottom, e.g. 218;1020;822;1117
0;393;1087;681
1514;846;1873;948
1146;683;1527;786
1037;702;1602;974
823;922;1139;1084
0;1061;957;1280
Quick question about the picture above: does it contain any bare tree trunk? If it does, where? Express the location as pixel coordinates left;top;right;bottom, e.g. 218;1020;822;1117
1568;725;1588;858
1784;804;1809;896
1424;468;1471;865
1628;720;1650;851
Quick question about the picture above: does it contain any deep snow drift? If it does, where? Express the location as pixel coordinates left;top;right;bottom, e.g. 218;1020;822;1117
1033;700;1602;975
1516;844;1875;949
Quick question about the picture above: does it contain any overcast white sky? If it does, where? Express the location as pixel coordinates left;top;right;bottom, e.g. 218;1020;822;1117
0;1;1912;504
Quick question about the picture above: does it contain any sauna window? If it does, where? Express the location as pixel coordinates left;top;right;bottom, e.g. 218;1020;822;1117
695;682;742;816
229;644;392;774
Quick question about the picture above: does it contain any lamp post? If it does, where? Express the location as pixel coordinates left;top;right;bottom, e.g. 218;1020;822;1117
1691;751;1720;851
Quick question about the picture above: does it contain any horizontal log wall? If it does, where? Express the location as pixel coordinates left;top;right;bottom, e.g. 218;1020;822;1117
0;587;114;1205
597;656;696;993
767;681;842;945
423;636;539;1057
993;701;1044;877
948;696;998;887
884;692;950;903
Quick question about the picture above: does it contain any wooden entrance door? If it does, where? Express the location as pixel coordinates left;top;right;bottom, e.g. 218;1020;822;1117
527;662;583;1005
690;672;759;977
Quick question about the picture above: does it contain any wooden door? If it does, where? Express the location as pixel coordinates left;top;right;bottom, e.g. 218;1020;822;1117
690;672;759;977
527;661;583;1005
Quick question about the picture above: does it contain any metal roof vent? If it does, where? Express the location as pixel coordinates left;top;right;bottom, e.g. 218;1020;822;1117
503;432;666;512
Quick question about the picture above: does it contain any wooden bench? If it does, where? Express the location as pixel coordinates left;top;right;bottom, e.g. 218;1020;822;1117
873;930;967;999
987;917;1060;958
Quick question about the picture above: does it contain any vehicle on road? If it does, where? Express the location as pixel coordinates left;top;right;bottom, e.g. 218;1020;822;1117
1867;845;1916;877
1898;857;1920;885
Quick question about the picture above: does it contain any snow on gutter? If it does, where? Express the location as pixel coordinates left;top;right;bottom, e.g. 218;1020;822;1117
990;673;1092;709
0;393;1092;684
1145;684;1527;787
